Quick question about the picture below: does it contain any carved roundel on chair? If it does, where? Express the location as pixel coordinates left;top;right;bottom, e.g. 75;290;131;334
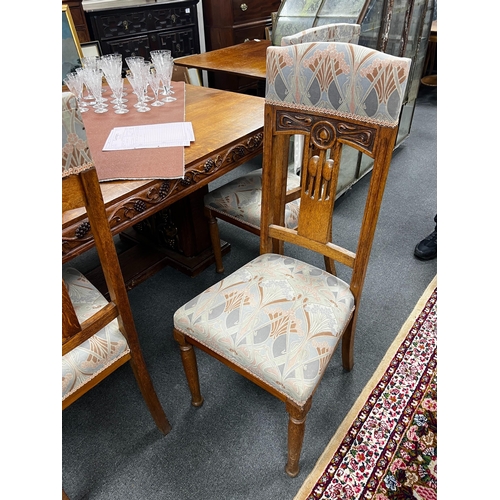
310;120;336;150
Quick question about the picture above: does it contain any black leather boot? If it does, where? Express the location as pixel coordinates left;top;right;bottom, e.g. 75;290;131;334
414;215;437;260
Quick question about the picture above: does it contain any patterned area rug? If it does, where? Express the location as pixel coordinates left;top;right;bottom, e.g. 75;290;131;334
295;276;437;500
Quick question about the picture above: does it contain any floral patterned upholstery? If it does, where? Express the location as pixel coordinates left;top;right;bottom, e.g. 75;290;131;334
280;23;361;46
266;42;411;127
174;254;354;405
280;26;361;174
204;168;301;231
62;268;130;401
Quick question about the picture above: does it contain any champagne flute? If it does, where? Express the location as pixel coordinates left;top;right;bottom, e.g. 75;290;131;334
81;56;100;101
107;74;129;114
159;58;176;102
64;72;89;112
86;68;108;113
127;71;150;112
148;67;164;106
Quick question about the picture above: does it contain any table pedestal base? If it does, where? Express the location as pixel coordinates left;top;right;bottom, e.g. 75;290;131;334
86;188;231;296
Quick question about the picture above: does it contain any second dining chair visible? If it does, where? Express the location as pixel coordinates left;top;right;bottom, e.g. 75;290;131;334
173;42;411;477
204;23;361;274
62;92;171;497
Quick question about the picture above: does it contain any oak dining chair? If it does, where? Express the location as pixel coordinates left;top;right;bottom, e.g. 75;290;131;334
173;41;411;477
203;24;361;274
62;92;171;496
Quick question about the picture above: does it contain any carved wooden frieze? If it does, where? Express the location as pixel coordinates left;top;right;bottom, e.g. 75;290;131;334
62;132;264;262
276;110;376;155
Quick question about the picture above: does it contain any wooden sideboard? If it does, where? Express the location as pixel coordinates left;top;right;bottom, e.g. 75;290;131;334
63;0;91;43
201;0;282;93
85;0;201;60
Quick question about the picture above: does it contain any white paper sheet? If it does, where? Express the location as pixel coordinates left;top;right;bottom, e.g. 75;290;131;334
102;122;195;151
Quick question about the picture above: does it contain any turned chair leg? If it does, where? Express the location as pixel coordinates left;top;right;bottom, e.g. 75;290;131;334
205;208;225;273
173;329;204;407
285;398;312;477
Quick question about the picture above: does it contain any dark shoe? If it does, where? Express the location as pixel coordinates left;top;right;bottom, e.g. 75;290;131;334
414;228;437;260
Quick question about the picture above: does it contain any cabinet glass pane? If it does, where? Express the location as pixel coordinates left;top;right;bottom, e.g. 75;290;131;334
317;0;365;17
279;0;325;17
358;0;383;49
273;17;319;44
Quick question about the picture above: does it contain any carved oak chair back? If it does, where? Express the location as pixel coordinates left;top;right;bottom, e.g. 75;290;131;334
62;92;170;495
173;42;411;477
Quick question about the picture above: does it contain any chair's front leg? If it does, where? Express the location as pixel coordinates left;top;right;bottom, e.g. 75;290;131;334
285;398;312;477
173;329;204;407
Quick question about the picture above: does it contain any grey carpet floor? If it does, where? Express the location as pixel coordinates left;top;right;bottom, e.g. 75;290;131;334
62;86;437;500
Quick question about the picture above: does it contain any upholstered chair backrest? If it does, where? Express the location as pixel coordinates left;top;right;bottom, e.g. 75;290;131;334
280;23;361;47
265;41;411;127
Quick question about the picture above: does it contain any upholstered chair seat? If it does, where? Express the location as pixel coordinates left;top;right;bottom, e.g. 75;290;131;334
174;253;355;405
204;168;301;233
62;267;130;402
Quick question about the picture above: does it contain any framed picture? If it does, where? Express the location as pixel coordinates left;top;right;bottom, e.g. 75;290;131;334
62;5;83;83
81;41;102;59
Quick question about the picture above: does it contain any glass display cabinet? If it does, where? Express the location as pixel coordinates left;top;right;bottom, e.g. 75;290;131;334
272;0;436;196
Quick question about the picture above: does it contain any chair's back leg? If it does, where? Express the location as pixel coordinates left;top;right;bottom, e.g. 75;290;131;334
173;329;205;407
341;312;358;372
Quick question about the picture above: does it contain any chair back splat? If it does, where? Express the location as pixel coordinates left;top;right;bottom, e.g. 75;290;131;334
173;42;411;478
62;92;170;497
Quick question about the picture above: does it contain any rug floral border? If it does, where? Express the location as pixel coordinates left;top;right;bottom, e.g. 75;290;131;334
304;287;437;500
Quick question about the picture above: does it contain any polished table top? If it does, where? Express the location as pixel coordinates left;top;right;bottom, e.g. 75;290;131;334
63;83;265;263
175;40;270;80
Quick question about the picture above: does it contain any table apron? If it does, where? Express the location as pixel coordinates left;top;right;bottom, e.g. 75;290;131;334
62;130;264;263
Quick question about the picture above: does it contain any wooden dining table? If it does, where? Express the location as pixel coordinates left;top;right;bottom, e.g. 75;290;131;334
63;83;265;290
174;39;270;94
175;39;270;80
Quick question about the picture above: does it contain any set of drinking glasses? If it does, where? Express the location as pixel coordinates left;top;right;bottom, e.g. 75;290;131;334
63;50;176;115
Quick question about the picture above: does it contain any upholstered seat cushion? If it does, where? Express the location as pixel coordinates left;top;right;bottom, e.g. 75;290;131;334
174;254;355;406
204;168;301;230
62;268;130;401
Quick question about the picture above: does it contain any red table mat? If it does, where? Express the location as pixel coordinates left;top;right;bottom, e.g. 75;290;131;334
81;81;186;181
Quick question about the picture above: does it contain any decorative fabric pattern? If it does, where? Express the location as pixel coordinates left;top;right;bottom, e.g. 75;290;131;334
299;286;437;500
174;254;355;406
281;23;361;46
62;92;93;175
204;168;301;230
62;267;130;401
265;42;411;127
